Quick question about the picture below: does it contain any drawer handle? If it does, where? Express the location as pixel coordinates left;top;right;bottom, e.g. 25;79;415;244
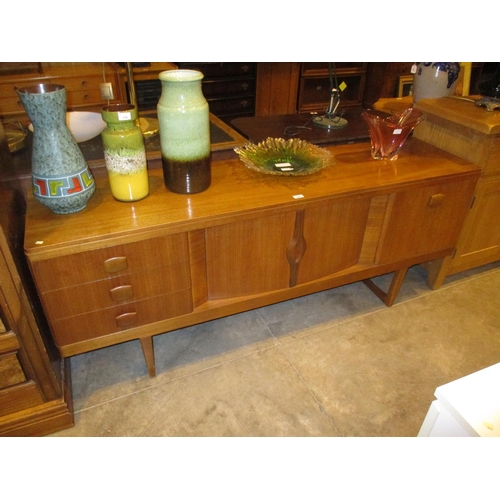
429;193;445;208
104;256;128;273
110;285;134;302
116;312;137;329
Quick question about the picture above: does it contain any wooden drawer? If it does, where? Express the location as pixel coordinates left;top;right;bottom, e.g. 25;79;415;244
1;88;111;114
56;75;105;92
0;78;50;115
29;233;189;292
49;288;193;346
202;78;256;98
66;89;107;107
0;96;26;114
177;62;256;78
207;96;255;116
0;78;49;96
39;263;192;320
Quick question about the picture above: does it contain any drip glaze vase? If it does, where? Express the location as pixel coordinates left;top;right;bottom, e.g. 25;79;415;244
16;84;95;214
413;63;460;103
101;104;149;202
362;108;423;161
157;69;211;194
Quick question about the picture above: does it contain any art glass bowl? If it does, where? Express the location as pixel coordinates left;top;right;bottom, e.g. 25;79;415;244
234;137;332;176
362;108;423;161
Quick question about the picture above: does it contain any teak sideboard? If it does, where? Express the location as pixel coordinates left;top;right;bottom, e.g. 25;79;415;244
23;140;480;377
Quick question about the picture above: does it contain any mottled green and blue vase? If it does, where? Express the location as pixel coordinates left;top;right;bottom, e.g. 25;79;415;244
16;84;95;214
157;70;211;194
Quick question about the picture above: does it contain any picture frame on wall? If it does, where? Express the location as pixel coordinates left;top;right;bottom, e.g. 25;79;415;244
398;76;414;97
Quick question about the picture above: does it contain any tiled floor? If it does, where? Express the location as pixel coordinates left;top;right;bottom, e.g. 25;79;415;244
49;262;500;437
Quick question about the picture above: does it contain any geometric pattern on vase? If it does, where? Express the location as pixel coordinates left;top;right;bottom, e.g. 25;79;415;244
33;167;95;198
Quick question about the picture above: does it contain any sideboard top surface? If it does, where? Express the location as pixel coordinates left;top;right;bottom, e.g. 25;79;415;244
24;139;479;260
416;97;500;135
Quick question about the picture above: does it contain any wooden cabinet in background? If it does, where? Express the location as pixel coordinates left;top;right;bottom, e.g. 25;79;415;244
297;63;367;113
176;63;257;123
254;63;368;116
24;140;480;379
0;194;73;436
0;63;124;123
414;97;500;287
255;63;301;116
363;63;414;108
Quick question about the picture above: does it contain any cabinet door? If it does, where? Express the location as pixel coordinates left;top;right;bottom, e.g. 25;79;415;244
205;197;372;298
296;198;372;284
0;248;52;418
449;176;500;273
377;178;477;264
205;212;296;299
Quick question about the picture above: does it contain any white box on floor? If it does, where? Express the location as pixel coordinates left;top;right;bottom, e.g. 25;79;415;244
418;362;500;437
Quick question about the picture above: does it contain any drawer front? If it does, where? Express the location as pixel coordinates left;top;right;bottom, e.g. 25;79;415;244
207;96;255;115
30;233;189;292
202;78;256;98
0;79;51;115
39;263;191;320
0;96;26;114
66;89;106;107
49;289;193;346
0;79;50;97
57;76;104;92
177;62;256;78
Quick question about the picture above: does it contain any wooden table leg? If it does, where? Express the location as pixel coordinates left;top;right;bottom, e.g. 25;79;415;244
140;336;156;377
363;267;409;307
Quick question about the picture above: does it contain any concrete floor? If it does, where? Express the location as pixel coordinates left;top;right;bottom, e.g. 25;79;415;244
49;262;500;437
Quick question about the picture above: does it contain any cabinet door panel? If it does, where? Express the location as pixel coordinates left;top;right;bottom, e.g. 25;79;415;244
451;176;500;271
378;178;477;263
297;198;371;284
205;212;295;299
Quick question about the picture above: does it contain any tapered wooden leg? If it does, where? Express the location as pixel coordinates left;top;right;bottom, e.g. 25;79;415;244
363;267;409;307
140;336;156;377
422;256;451;290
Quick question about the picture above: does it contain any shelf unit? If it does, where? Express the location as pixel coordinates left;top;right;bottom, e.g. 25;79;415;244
297;63;367;113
